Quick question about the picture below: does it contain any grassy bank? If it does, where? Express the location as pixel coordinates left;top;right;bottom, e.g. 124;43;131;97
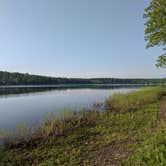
0;87;166;165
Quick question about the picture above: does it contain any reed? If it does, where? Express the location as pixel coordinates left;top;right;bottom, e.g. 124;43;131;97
105;87;164;112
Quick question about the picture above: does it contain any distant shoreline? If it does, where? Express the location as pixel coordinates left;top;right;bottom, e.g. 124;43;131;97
0;71;165;86
0;83;157;89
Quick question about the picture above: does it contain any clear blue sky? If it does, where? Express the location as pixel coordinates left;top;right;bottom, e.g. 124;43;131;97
0;0;165;78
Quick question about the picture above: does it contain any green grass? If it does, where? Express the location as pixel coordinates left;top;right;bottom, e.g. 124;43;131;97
128;126;166;166
0;87;166;165
126;98;166;166
105;86;165;112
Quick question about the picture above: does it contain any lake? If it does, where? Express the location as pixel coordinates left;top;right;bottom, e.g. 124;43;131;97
0;85;142;132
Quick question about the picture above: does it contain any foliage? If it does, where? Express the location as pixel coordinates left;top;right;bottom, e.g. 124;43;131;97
144;0;166;67
156;53;166;68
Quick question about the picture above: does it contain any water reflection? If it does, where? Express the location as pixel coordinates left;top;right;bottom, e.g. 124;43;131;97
0;85;143;132
0;84;145;98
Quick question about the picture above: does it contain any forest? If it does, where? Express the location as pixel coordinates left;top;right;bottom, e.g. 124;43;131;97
0;71;165;85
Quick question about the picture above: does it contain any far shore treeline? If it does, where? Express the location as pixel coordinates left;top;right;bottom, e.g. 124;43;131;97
0;71;165;85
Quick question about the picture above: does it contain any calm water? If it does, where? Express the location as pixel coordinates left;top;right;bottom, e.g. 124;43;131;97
0;85;141;132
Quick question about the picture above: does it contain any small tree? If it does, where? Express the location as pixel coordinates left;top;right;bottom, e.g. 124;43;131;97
144;0;166;68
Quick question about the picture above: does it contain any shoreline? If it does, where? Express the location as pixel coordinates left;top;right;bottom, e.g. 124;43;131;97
0;83;157;89
0;87;165;165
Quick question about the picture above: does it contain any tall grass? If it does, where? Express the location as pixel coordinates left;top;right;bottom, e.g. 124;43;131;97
0;109;102;148
105;87;164;112
0;123;31;147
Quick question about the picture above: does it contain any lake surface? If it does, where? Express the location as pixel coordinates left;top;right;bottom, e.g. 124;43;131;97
0;85;142;132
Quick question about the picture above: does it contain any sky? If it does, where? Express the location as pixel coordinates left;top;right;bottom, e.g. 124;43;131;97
0;0;165;78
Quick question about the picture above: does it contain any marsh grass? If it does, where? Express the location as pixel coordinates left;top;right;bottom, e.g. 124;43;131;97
0;109;102;148
0;123;31;147
105;87;164;112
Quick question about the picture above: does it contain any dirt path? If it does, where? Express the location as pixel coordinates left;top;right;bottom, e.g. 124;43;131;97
93;138;137;166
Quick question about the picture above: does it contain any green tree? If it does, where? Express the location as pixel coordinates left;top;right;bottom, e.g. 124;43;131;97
144;0;166;67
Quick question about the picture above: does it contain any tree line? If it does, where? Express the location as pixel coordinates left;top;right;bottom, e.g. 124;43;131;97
0;71;165;85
